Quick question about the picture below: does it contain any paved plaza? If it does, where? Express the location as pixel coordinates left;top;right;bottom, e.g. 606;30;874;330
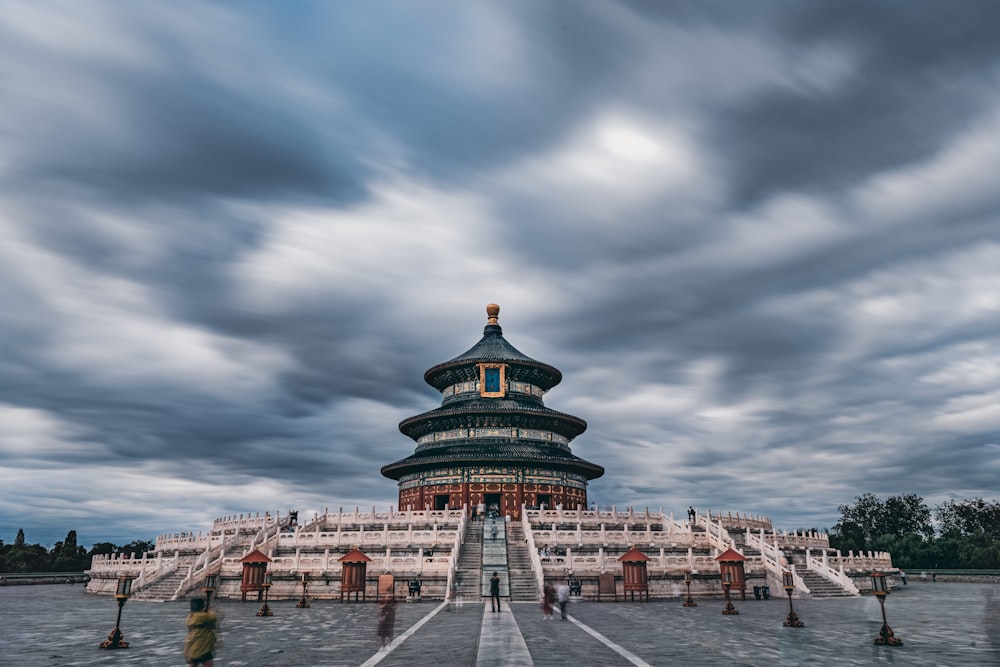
1;581;997;665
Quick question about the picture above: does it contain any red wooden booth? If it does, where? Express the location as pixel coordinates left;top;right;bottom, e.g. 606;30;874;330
715;548;747;600
618;546;651;601
339;547;372;601
240;549;272;602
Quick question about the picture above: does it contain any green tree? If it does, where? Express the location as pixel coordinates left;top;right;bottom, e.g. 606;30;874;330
831;493;885;552
87;542;117;557
5;529;51;573
830;493;933;553
883;494;933;540
119;540;155;557
936;498;1000;540
52;530;88;571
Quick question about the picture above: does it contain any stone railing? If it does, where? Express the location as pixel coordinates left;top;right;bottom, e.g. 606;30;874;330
255;512;465;579
87;551;178;585
772;529;831;549
273;527;460;549
745;530;782;569
744;529;808;594
522;511;546;593
530;526;701;549
156;508;467;554
210;511;282;532
320;507;466;528
537;546;718;575
817;549;894;572
260;553;454;576
446;511;466;598
166;510;293;599
155;532;215;552
525;506;678;526
696;513;739;553
525;506;703;530
702;510;772;532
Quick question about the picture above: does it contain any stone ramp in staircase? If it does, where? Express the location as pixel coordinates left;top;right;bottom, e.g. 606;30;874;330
481;519;509;597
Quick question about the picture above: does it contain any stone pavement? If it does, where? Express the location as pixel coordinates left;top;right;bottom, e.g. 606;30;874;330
2;581;998;665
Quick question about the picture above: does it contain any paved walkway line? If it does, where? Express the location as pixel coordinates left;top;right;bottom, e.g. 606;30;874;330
568;613;653;667
475;601;533;667
359;600;449;667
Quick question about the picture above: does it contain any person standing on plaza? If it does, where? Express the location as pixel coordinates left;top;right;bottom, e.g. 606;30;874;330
556;581;570;620
183;597;218;667
490;571;501;612
541;582;555;620
376;597;396;649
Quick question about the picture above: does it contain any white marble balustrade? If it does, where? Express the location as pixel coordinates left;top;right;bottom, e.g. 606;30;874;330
535;549;720;575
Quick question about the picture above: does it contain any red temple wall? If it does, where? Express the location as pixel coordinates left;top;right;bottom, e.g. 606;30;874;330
398;482;587;520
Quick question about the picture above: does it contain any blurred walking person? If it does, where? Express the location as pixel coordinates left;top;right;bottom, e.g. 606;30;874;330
541;582;555;620
376;598;396;649
184;598;218;667
556;581;570;620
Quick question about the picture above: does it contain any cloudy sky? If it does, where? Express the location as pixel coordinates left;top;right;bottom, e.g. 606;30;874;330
2;1;999;548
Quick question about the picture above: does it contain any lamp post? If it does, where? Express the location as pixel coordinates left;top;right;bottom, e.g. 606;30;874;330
203;573;219;611
721;571;739;615
782;570;804;627
683;572;697;607
870;572;902;645
257;571;273;617
99;576;133;649
296;572;310;608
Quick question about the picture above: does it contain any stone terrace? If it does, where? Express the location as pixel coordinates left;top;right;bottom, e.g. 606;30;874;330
5;580;998;665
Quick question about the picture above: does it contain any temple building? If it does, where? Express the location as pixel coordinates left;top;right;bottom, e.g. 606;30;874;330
381;304;604;519
86;304;896;603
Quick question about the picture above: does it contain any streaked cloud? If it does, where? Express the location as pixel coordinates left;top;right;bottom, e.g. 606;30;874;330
1;1;998;545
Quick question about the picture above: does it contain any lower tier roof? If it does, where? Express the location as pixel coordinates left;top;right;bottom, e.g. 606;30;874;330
381;440;604;481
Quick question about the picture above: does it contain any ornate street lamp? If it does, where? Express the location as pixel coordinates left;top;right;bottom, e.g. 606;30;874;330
296;572;311;608
203;572;219;611
683;572;697;607
257;571;273;617
782;570;804;627
99;576;133;649
870;572;902;645
721;571;739;615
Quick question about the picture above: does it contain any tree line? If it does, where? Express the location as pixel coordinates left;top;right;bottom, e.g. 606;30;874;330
829;493;1000;570
0;529;154;574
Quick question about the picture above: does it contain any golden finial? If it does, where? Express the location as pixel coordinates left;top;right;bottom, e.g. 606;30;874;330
486;303;500;325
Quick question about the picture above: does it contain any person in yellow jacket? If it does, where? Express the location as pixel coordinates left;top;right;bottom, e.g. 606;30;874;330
184;597;218;667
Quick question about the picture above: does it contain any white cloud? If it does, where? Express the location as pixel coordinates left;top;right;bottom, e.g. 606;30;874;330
500;111;719;221
0;405;86;460
854;106;1000;224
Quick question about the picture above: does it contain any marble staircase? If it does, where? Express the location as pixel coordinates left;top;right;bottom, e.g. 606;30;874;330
796;568;857;598
505;522;537;601
132;569;189;601
454;522;483;601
